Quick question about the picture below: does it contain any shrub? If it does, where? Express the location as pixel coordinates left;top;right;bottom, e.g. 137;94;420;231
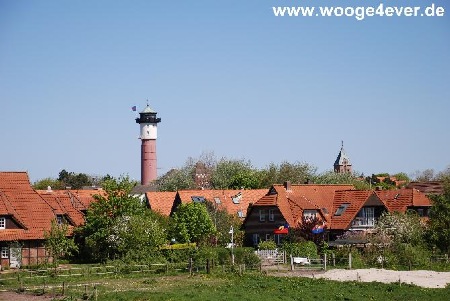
233;247;260;266
194;247;218;265
282;241;318;258
258;241;277;250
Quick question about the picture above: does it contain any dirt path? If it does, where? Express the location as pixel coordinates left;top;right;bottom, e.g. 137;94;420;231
271;268;450;288
0;291;57;300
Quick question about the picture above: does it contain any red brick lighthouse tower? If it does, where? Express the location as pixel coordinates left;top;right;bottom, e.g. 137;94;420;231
135;103;161;185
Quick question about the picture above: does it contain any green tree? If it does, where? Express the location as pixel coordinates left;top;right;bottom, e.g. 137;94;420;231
205;201;243;247
427;187;450;253
259;161;317;187
313;171;369;190
368;211;429;268
170;202;215;245
157;167;196;191
412;169;435;182
44;220;78;267
58;169;93;189
211;158;259;189
33;177;64;190
79;175;167;262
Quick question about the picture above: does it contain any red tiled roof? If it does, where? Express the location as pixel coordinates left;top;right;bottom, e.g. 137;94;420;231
0;172;56;241
175;189;267;219
250;184;354;228
36;190;87;227
146;191;177;216
375;188;431;213
329;190;374;230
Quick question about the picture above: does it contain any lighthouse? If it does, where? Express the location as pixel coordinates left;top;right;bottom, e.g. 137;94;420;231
135;103;161;185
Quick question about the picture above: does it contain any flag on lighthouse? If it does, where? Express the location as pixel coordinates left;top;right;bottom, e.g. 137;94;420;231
131;105;137;111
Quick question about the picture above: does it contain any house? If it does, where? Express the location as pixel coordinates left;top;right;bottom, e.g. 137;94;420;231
0;172;57;267
36;188;103;226
328;188;432;241
328;190;386;240
241;182;354;247
0;172;100;268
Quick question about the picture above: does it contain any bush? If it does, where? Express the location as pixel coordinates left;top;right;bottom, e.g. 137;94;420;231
258;241;277;250
194;247;218;265
282;241;318;258
161;246;197;263
233;247;260;266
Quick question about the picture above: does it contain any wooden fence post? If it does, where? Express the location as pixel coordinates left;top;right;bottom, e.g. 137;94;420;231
348;252;352;270
189;258;193;276
323;253;327;271
290;255;294;271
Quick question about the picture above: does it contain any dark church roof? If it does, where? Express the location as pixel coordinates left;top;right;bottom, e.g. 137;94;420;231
334;141;352;167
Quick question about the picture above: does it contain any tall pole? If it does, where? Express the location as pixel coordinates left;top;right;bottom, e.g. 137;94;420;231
230;226;235;265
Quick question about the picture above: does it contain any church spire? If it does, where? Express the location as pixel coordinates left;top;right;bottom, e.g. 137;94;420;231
334;141;352;174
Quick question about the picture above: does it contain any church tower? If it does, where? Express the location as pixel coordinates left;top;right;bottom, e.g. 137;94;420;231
135;103;161;185
334;141;352;174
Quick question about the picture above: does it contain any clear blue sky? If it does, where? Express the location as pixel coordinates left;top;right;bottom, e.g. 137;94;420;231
1;0;449;183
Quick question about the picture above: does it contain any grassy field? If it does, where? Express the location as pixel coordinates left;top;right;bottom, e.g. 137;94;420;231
1;270;449;301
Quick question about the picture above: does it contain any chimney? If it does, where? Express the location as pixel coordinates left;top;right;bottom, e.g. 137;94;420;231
284;181;291;191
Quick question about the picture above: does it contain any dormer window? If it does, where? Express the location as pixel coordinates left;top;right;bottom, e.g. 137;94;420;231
0;217;5;229
334;203;350;216
56;215;63;225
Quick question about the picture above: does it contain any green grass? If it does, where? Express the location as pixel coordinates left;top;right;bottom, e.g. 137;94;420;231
2;271;448;301
96;274;449;301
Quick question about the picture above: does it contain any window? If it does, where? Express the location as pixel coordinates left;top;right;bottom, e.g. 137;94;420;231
231;192;242;204
0;217;5;229
334;203;350;216
252;234;260;246
56;215;63;225
417;208;424;217
265;234;271;241
237;210;245;218
1;247;8;259
303;210;317;220
268;209;275;221
353;207;375;227
259;209;266;222
191;196;206;203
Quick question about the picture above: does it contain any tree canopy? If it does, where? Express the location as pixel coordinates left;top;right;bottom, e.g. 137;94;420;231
78;176;167;262
427;185;450;254
170;202;215;245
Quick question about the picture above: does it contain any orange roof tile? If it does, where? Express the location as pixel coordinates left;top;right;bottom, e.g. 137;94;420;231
0;172;56;241
375;188;431;213
175;189;267;219
146;191;177;216
37;190;87;226
329;190;374;230
249;184;354;228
